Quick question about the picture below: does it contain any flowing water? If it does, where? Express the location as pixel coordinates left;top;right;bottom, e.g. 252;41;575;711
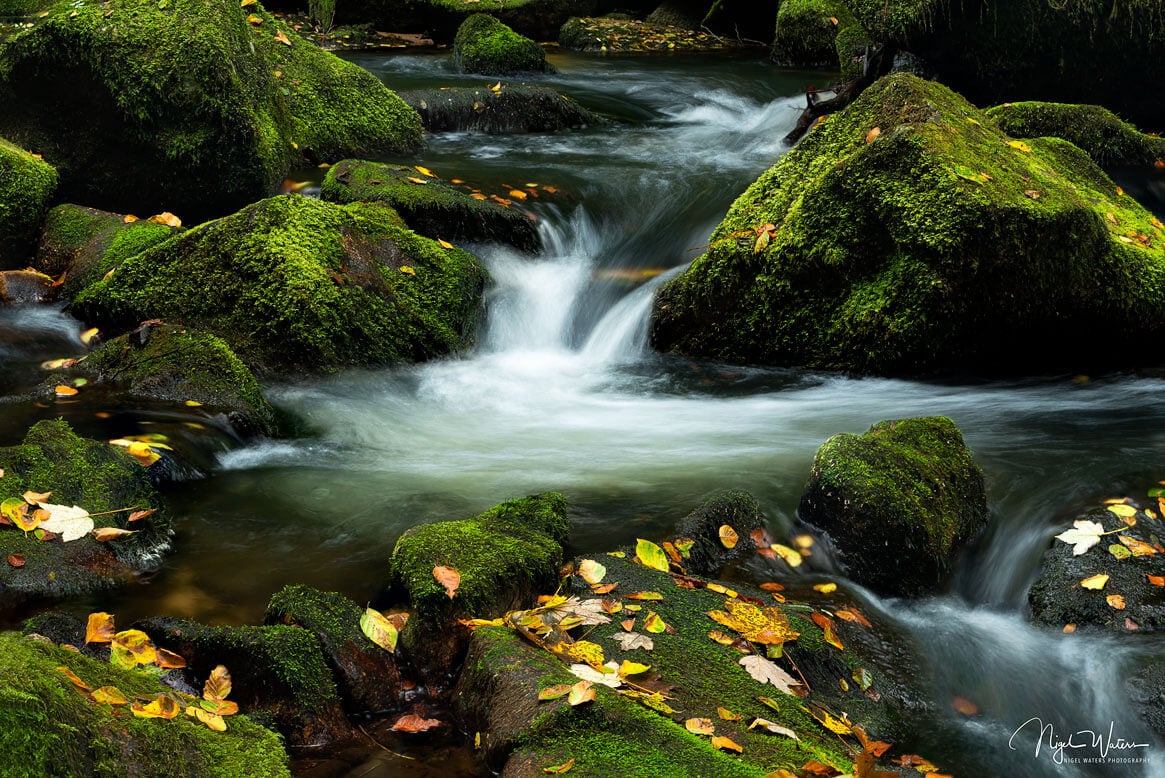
2;50;1165;775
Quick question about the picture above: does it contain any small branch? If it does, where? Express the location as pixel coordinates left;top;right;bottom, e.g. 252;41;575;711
358;723;415;761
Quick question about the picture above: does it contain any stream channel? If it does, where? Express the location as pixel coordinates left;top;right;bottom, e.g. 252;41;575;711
2;49;1165;776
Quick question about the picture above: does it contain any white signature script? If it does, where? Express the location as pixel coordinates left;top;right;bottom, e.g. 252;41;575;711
1009;718;1151;764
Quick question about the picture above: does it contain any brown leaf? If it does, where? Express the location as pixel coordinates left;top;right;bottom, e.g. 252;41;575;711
568;680;595;706
127;508;156;522
91;527;137;542
204;665;232;702
392;713;441;733
22;490;52;505
6;552;24;568
85;612;116;644
866;127;881;143
433;565;461;598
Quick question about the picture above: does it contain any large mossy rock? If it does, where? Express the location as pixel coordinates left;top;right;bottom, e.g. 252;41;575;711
321;159;541;252
986;102;1165;169
71;195;488;376
400;85;603;135
1029;502;1165;633
0;419;170;609
0;0;422;222
453;13;553;74
651;74;1165;376
0;136;56;268
773;0;865;72
799;417;987;597
0;631;290;777
35;204;179;299
388;492;568;682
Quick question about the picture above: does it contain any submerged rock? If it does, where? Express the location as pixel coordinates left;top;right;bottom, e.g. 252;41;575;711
0;419;171;609
453;13;553;75
1029;502;1165;633
388;492;569;684
673;489;765;576
799;417;987;597
986;102;1165;169
321;159;541;252
400;84;603;136
651;73;1165;376
71;195;488;376
0;0;421;221
0;137;56;269
0;631;290;777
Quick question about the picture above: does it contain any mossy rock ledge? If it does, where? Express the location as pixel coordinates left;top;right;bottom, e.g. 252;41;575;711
986;102;1165;169
388;492;569;685
321;159;541;252
0;0;422;222
333;0;595;43
400;85;604;136
799;416;987;597
0;136;57;268
70;194;488;376
650;73;1165;376
0;631;290;777
0;419;171;610
772;0;868;77
453;13;554;75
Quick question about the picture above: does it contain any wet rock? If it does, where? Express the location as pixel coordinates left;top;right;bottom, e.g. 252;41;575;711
453;13;553;75
0;0;420;222
334;0;595;43
1028;503;1165;633
70;195;488;376
0;137;56;269
1128;654;1165;737
0;631;291;776
0;269;56;304
321;159;541;252
986;102;1165;169
651;74;1165;376
0;419;171;611
799;416;987;597
135;616;352;748
266;584;403;714
558;15;734;52
400;85;604;136
673;489;764;576
388;492;568;686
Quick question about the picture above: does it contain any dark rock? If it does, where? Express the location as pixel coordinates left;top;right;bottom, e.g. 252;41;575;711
453;13;553;75
558;15;734;52
0;269;56;304
673;489;764;576
799;416;988;597
1129;654;1165;738
401;85;604;136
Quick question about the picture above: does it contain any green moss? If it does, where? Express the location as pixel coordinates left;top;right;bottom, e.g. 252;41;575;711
0;135;57;268
773;0;861;70
986;102;1165;168
0;631;290;777
0;0;47;14
267;585;367;649
454;13;551;74
0;0;421;221
651;73;1165;376
845;0;942;42
321;159;541;252
71;194;488;376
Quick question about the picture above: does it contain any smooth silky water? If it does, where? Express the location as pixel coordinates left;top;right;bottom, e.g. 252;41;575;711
2;50;1164;775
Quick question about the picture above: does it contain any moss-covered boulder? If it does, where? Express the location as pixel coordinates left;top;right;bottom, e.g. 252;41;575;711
70;195;488;376
651;74;1165;376
35;204;179;299
0;419;170;610
454;13;553;74
773;0;864;72
558;15;732;52
673;490;764;577
335;0;596;43
0;631;290;777
64;325;277;437
0;136;56;268
266;584;403;714
135;617;350;747
388;492;568;683
401;84;603;135
799;417;987;597
1029;501;1165;633
986;102;1165;169
455;549;904;776
321;159;541;252
0;0;422;222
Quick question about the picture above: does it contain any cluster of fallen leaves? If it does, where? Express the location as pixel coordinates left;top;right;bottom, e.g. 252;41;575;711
401;160;562;215
57;612;238;732
1053;495;1163;630
1;489;151;564
563;17;729;53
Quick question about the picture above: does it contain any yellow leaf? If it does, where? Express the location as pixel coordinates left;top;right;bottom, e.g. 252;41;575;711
1106;594;1126;610
567;680;595;706
246;12;262;23
438;239;454;249
1008;140;1032;152
240;0;256;5
80;327;99;344
194;707;227;731
471;193;488;200
865;126;881;143
578;559;606;585
771;543;802;568
123;214;139;223
685;717;715;735
828;15;839;24
91;686;128;705
1118;535;1158;556
1107;503;1137;518
112;630;157;666
805;704;852;735
400;266;416;275
508;189;528;200
131;695;180;719
156;648;187;669
617;660;651;677
414;165;435;177
489;81;502;93
718;525;739;549
1080;574;1109;590
635;538;670;572
184;399;203;407
360;607;399;652
274;29;291;45
812;582;837;594
147;212;181;228
204;664;232;702
91;527;137;542
711;735;743;753
406;176;428;184
57;665;90;690
85;612;116;644
707;598;799;646
542;758;575;774
753;229;770;254
717;707;741;720
705;583;737;598
644;611;668;633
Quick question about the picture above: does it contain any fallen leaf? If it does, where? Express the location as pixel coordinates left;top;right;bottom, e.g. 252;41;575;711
542;758;575;774
539;684;573;701
433;565;460;598
274;29;291;45
7;553;25;567
58;666;90;690
414;165;435;177
438;239;454;250
1108;503;1138;518
1081;573;1109;590
156;648;187;669
1023;189;1041;199
812;582;837;594
1147;574;1165;587
1107;594;1126;610
568;661;622;687
810;613;844;650
1125;617;1139;630
91;527;136;542
951;696;978;716
1055;519;1106;555
866;126;881;143
55;385;79;397
835;606;872;628
708;598;799;646
749;717;799;740
37;504;94;542
706;583;737;597
91;686;128;705
739;655;801;694
568;680;596;706
85;612;116;644
246;12;262;23
711;735;743;753
610;632;653;651
685;717;715;735
805;703;852;735
643;611;669;634
204;665;232;702
578;559;606;584
759;582;784;592
147;212;181;228
1008;140;1032;152
22;490;51;504
392;713;441;732
193;707;227;731
635;538;670;572
771;543;802;568
1118;535;1159;556
1063;623;1077;633
400;265;417;275
719;524;739;549
131;695;180;719
127;508;156;523
508;189;528;200
360;607;399;652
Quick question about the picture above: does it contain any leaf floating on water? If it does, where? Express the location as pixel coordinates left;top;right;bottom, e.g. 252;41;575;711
55;384;79;397
685;717;715;735
771;543;803;568
1063;623;1077;633
542;758;575;774
718;524;739;549
711;735;743;753
85;612;116;644
578;559;606;584
635;539;670;572
812;582;837;594
433;565;460;598
610;632;653;651
360;607;399;652
739;655;801;694
1054;519;1105;555
1106;594;1126;610
1080;573;1109;590
951;696;978;716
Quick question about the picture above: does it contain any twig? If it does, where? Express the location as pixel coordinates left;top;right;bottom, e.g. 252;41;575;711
358;723;415;761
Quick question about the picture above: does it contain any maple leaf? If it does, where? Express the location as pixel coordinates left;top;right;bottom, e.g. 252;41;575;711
1054;519;1105;555
708;598;799;645
739;655;802;694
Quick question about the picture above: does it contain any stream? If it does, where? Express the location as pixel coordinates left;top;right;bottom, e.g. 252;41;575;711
2;49;1164;775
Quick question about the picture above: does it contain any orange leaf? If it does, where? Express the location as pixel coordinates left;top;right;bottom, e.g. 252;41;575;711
834;606;872;628
274;29;291;45
127;508;156;522
1147;574;1165;587
147;212;181;228
810;613;844;650
711;735;743;753
718;524;738;549
55;385;78;397
204;664;232;701
433;565;460;598
865;127;881;143
156;648;187;669
951;696;978;716
7;553;25;567
508;189;528;200
759;582;784;592
1107;594;1126;610
85;612;116;644
57;666;90;691
1118;535;1158;556
132;695;180;719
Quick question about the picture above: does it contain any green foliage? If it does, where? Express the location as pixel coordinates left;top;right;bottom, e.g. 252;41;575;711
308;0;336;32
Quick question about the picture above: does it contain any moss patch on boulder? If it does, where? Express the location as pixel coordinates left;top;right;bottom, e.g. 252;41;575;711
0;631;290;777
454;13;553;74
651;73;1165;376
673;490;764;576
0;0;421;221
0;419;170;610
0;136;57;268
799;417;987;597
986;102;1165;169
401;84;604;135
321;159;541;252
773;0;862;70
71;195;488;376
